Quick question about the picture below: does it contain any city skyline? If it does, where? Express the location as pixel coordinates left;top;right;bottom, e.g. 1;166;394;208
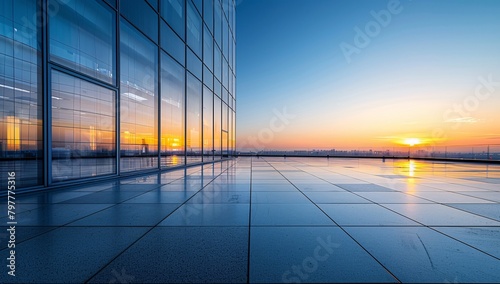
236;0;500;150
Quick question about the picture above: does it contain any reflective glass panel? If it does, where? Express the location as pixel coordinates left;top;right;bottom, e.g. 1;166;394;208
0;0;43;188
161;0;185;39
187;0;202;57
203;85;213;159
186;73;201;163
50;0;115;84
213;95;221;157
161;52;185;167
51;71;116;181
120;21;158;172
203;0;213;32
203;25;213;71
160;20;185;66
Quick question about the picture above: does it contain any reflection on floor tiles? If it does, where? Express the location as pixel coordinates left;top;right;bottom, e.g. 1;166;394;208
0;157;499;283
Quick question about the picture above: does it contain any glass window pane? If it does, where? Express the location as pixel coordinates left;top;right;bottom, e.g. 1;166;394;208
187;0;202;57
192;0;202;15
214;44;221;82
161;0;185;40
203;65;213;91
161;52;185;167
203;85;213;159
203;25;213;71
120;0;158;43
222;102;228;131
214;0;222;48
0;0;43;188
120;21;158;172
51;70;116;182
186;73;201;164
203;0;213;32
187;48;202;80
49;0;115;84
161;20;185;66
213;95;221;157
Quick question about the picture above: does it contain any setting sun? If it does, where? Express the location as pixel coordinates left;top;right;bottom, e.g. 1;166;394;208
404;138;421;146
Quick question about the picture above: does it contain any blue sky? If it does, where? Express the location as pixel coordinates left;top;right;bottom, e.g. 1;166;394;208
236;0;500;150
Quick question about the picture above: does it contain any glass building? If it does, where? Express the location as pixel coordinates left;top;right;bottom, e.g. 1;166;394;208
0;0;236;190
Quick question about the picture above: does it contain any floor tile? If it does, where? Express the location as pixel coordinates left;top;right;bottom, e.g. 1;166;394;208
123;191;197;204
355;192;433;203
251;204;334;226
0;227;148;283
319;204;418;226
68;204;180;226
251;191;311;204
249;227;397;283
431;226;500;258
446;203;500;221
304;192;371;204
0;204;112;226
61;191;145;204
384;204;500;226
345;227;500;283
159;204;249;226
336;184;395;192
87;227;248;283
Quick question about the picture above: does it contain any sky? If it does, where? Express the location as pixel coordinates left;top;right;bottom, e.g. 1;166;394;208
235;0;500;151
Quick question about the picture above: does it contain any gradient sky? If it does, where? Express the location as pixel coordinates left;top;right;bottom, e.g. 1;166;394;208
236;0;500;150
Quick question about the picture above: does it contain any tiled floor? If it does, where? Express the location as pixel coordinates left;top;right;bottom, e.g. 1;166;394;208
1;157;500;283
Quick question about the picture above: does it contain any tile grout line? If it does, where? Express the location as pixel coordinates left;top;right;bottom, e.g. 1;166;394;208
0;168;208;252
80;161;238;283
286;158;500;261
262;158;403;284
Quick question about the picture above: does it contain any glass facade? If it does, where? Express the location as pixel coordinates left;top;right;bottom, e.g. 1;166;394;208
0;0;236;190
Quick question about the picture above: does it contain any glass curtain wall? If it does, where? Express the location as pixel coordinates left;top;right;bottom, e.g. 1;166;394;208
1;0;236;190
0;0;43;187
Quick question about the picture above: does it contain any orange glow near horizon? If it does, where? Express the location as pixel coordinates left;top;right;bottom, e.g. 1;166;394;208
403;138;420;147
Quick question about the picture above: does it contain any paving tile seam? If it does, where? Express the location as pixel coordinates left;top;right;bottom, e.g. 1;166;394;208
0;166;217;252
283;159;500;226
83;160;239;283
292;166;500;261
261;158;403;284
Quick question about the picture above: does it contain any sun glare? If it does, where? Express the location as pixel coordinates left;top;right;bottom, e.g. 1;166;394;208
404;138;420;146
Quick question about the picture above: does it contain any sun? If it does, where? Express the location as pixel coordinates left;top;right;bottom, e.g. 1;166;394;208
404;138;420;146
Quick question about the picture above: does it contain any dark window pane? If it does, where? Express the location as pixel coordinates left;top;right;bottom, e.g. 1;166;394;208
203;25;213;71
214;0;222;48
187;48;202;80
187;0;202;57
50;0;115;84
192;0;202;16
147;0;159;11
51;70;116;182
160;20;185;66
121;0;158;43
203;0;213;32
161;0;185;40
214;44;221;81
203;65;213;91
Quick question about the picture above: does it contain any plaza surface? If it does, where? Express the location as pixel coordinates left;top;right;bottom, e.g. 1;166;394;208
1;157;499;283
